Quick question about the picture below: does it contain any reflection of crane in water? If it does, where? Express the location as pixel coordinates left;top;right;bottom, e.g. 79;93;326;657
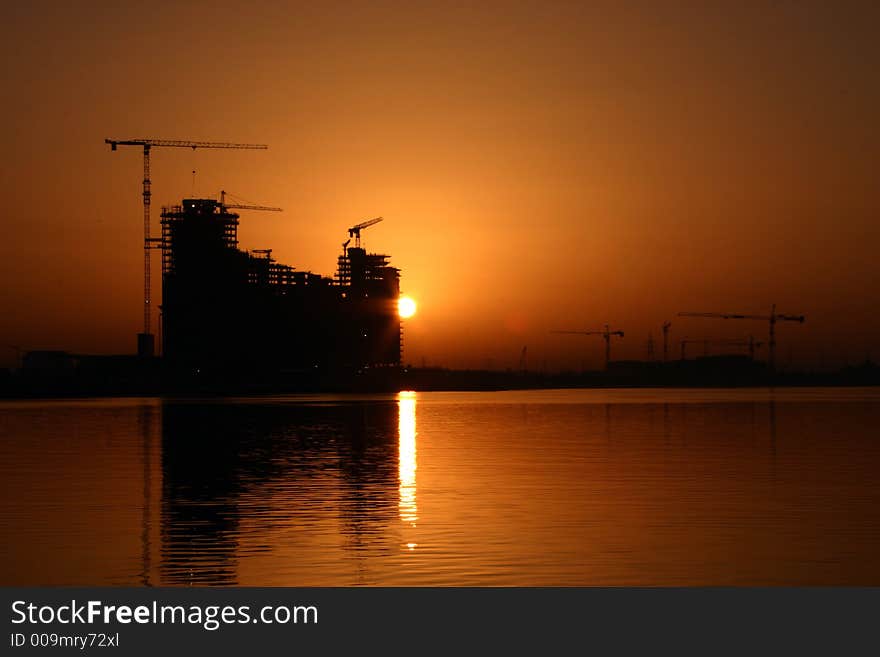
138;403;159;586
552;324;625;370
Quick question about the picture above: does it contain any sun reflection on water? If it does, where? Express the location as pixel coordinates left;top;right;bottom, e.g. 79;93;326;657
398;391;418;529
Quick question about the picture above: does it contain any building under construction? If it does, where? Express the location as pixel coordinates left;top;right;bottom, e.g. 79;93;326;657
160;199;402;373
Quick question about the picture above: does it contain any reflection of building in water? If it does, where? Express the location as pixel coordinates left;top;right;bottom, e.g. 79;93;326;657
334;402;399;561
159;400;399;585
398;392;418;527
160;403;242;585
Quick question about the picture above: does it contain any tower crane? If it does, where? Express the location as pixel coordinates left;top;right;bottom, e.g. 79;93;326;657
551;324;625;370
662;321;672;362
219;190;282;213
348;217;383;248
518;345;528;373
105;138;268;357
678;305;804;371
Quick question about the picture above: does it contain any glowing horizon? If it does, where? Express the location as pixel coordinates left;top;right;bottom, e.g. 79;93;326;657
2;3;879;371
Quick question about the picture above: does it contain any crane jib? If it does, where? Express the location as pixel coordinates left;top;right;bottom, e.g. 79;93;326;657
105;139;268;150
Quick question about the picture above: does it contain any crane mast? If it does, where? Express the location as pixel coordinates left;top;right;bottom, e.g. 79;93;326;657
106;138;269;357
662;321;672;362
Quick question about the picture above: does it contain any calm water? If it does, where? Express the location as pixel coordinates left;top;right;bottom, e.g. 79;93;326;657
1;388;879;586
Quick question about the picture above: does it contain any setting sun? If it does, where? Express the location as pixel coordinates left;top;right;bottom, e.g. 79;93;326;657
398;296;417;319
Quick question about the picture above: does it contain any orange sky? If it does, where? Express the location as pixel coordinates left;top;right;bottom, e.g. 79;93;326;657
2;1;878;370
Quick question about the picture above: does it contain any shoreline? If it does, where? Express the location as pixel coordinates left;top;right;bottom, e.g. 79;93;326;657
2;363;878;400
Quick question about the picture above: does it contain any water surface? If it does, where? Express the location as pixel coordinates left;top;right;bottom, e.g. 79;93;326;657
1;387;878;585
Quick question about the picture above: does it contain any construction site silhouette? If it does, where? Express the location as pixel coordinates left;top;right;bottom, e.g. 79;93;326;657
160;199;401;375
1;139;878;396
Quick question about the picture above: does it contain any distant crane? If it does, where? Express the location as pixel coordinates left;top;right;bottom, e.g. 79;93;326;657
552;324;625;370
105;138;268;357
680;337;764;361
518;345;528;373
219;190;282;213
662;321;672;362
678;305;804;371
348;217;383;248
